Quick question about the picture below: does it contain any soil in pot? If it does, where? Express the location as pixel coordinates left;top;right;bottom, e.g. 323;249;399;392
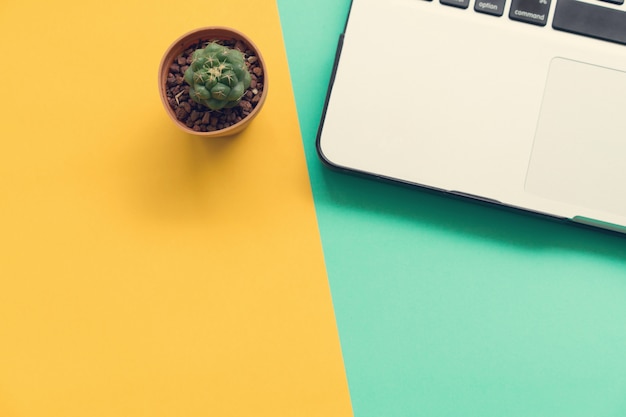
164;38;265;133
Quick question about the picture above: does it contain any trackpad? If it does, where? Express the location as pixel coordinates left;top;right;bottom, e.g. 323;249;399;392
525;58;626;217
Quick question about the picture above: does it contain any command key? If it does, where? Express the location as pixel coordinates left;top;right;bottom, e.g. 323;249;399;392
509;0;551;26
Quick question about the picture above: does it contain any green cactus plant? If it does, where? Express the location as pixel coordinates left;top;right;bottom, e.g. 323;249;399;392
183;42;252;111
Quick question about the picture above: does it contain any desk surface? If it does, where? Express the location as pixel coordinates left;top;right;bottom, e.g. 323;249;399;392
0;1;350;416
278;1;626;416
1;0;625;416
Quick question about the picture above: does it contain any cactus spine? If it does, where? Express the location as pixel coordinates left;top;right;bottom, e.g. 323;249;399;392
184;42;252;110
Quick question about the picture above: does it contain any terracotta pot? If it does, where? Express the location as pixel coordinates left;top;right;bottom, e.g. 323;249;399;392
158;27;268;137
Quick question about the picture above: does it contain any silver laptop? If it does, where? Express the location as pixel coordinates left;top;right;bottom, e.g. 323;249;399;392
317;0;626;233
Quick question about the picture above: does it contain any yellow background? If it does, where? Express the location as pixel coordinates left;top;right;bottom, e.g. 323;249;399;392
0;1;352;416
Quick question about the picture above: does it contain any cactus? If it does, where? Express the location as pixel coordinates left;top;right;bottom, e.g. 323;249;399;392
183;42;252;110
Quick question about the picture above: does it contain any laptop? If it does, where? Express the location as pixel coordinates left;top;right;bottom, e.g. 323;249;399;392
317;0;626;234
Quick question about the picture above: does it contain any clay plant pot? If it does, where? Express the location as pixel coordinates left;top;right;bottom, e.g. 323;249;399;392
158;27;268;137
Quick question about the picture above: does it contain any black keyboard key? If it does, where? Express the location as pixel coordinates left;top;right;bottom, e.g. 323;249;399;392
599;0;624;5
475;0;506;16
509;0;551;26
553;0;626;45
440;0;470;9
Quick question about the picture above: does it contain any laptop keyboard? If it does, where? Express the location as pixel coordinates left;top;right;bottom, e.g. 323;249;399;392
434;0;626;46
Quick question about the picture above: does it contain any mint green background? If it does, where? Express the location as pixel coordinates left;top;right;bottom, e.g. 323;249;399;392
277;2;626;416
